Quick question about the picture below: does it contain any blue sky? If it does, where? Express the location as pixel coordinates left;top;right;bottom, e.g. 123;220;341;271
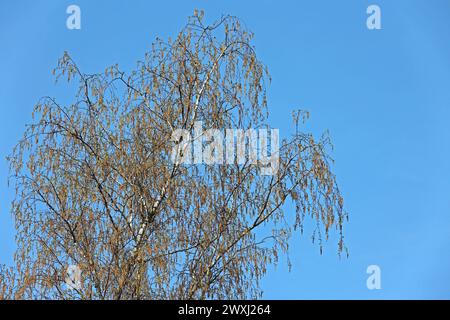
1;0;450;299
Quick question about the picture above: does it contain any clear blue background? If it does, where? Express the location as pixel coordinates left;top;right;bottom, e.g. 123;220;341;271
1;0;450;299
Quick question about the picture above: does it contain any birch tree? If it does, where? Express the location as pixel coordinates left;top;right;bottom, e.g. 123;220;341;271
1;11;347;300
